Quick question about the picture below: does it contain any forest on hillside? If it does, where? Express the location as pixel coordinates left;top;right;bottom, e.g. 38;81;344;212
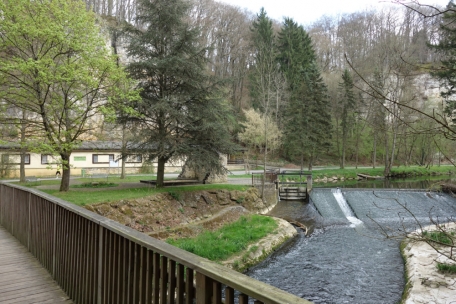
1;0;456;190
88;0;456;171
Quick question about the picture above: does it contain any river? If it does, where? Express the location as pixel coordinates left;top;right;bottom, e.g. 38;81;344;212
245;177;456;304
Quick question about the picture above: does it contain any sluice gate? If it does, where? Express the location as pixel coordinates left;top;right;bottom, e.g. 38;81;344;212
277;170;312;201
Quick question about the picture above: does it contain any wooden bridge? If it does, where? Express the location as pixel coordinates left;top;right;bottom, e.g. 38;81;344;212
0;182;312;304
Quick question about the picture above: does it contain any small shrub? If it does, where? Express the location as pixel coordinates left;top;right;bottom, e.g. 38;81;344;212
140;161;155;174
168;191;180;201
236;197;245;204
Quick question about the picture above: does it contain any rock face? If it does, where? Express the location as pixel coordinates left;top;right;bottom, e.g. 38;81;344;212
178;155;228;183
402;224;456;304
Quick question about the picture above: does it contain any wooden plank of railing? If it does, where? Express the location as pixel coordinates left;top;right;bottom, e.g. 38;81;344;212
176;263;185;304
213;281;222;304
239;293;248;304
160;256;168;304
196;272;212;304
185;268;194;304
152;252;160;304
225;287;234;304
168;260;177;304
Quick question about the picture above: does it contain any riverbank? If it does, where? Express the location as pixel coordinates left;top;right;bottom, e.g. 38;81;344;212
402;223;456;303
84;186;300;272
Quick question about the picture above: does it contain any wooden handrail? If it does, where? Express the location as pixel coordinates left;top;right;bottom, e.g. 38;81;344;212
0;182;312;304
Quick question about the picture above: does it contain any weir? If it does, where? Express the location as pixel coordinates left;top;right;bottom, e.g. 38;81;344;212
247;187;456;304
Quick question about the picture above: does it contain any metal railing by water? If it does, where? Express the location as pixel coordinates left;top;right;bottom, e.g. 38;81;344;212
0;182;312;304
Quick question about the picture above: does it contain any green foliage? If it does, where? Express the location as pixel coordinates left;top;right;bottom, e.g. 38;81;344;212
235;197;245;204
238;109;282;153
168;191;181;201
140;161;155;174
123;0;237;187
0;0;137;191
337;69;357;168
422;230;454;245
278;19;332;169
167;215;277;261
249;8;278;111
429;1;456;128
437;263;456;274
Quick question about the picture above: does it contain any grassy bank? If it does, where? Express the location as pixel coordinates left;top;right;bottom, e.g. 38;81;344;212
39;184;248;206
228;165;456;181
314;166;456;179
167;215;277;262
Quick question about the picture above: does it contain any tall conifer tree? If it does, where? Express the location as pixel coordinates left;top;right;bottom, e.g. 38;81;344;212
124;0;235;187
338;69;356;169
278;19;332;170
249;8;280;197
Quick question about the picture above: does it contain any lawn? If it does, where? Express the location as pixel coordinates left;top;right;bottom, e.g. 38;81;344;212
167;214;277;262
40;183;248;206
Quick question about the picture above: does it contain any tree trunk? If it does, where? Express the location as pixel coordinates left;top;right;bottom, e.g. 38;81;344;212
384;126;391;176
308;153;313;171
373;132;377;169
335;118;341;168
120;124;127;179
19;117;26;183
156;157;166;188
355;119;360;169
262;117;267;199
341;134;346;169
59;153;71;192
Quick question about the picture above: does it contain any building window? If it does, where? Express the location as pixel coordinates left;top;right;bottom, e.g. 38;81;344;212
1;154;30;165
125;154;142;163
41;154;57;164
92;154;114;164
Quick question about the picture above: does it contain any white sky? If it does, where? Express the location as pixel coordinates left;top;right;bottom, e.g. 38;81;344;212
215;0;450;26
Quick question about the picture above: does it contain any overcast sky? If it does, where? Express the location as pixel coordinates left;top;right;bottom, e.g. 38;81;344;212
215;0;450;26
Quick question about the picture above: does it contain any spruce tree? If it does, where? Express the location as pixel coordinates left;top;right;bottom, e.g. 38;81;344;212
278;19;332;170
338;69;357;169
249;8;280;198
124;0;236;187
429;1;456;125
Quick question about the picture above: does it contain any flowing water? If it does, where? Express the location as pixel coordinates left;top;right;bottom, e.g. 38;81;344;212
246;182;456;304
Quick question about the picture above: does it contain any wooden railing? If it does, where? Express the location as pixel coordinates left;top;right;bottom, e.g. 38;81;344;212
0;182;312;304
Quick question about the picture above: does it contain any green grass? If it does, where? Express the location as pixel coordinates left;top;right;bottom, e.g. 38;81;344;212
40;184;248;206
437;263;456;274
422;230;455;245
166;215;277;262
228;174;252;178
285;165;456;181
